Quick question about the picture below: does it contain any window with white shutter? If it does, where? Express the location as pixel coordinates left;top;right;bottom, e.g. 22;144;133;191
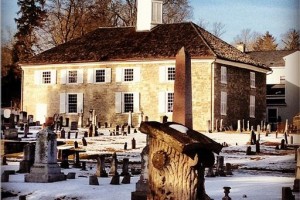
158;91;174;113
159;66;175;82
151;1;162;24
116;67;140;83
221;91;227;116
221;66;227;84
60;93;83;114
250;95;255;118
35;70;57;85
250;72;255;88
87;68;111;83
115;92;140;113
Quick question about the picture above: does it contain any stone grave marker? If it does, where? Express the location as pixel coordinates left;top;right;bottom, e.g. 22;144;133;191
293;147;300;192
121;158;131;184
132;138;136;149
89;175;99;185
82;137;87;146
19;143;35;173
131;146;149;200
110;152;120;185
60;128;65;138
225;163;233;175
25;118;65;182
216;156;226;176
206;167;215;177
96;154;108;177
173;47;193;129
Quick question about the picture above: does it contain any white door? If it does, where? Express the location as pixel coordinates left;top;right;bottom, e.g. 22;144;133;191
36;104;47;124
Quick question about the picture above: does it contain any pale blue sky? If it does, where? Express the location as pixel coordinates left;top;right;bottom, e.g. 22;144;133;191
1;0;299;44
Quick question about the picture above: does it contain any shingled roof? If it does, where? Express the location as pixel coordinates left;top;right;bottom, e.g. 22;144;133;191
247;50;297;67
23;22;268;70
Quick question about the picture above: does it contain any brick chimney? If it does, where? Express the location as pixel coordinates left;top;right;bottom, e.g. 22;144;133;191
136;0;163;32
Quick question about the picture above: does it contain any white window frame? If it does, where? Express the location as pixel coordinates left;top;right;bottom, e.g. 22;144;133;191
116;67;140;83
250;95;255;118
88;68;111;84
61;69;83;84
221;91;227;116
59;93;83;114
115;92;140;113
35;70;56;85
221;66;227;84
151;1;162;24
250;72;255;88
159;91;174;113
159;66;175;82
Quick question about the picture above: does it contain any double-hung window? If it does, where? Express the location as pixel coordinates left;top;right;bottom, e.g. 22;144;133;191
250;95;255;118
61;69;83;84
159;91;174;113
221;66;227;84
151;1;162;24
115;92;140;113
60;93;83;114
250;72;255;88
35;70;56;85
221;91;227;115
116;67;140;82
88;68;111;83
159;66;175;82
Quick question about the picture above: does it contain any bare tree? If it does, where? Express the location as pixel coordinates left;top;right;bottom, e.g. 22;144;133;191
163;0;193;23
196;18;209;29
211;22;226;38
232;29;262;51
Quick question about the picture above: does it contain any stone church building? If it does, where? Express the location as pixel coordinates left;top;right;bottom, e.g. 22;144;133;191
19;0;271;131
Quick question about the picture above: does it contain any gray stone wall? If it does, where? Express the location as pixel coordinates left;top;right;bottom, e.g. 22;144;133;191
214;63;266;130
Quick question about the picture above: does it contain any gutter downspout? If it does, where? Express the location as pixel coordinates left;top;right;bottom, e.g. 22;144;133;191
211;59;216;132
21;67;24;111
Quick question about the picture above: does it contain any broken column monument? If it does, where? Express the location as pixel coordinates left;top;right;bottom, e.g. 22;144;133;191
25;118;65;182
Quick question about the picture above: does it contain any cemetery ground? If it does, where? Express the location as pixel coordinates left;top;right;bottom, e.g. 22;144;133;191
1;126;299;200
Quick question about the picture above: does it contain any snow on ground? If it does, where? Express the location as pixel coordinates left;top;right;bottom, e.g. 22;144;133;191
1;127;299;200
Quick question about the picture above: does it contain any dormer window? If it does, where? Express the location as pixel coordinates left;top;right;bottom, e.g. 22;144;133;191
152;1;162;24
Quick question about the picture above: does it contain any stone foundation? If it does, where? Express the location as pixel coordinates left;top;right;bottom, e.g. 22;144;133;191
25;163;65;183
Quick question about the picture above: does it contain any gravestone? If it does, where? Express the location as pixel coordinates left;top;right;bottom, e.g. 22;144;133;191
19;143;35;173
89;175;99;185
110;152;120;185
162;115;168;123
172;47;193;129
132;138;136;149
1;172;9;182
293;147;300;192
124;142;127;150
74;141;78;148
67;172;76;179
281;139;285;149
225;163;233;175
237;120;241;132
246;146;252;155
247;121;250;132
215;119;219;132
96;154;108;177
24;124;29;138
121;158;131;184
60;128;65;138
25;118;65;182
284;132;288;144
2;155;7;165
206;167;215;177
282;187;295;200
131;146;149;200
82;137;87;146
81;161;87;171
128;111;132;127
220;119;223;131
256;141;260;153
216;156;226;176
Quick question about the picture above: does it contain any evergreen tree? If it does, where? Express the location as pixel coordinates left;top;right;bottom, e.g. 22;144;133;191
13;0;46;62
281;29;300;50
253;31;278;51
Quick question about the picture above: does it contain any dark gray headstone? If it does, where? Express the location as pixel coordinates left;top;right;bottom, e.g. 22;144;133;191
89;175;99;185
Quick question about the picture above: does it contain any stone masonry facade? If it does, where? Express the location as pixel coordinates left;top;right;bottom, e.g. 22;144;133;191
22;60;266;131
